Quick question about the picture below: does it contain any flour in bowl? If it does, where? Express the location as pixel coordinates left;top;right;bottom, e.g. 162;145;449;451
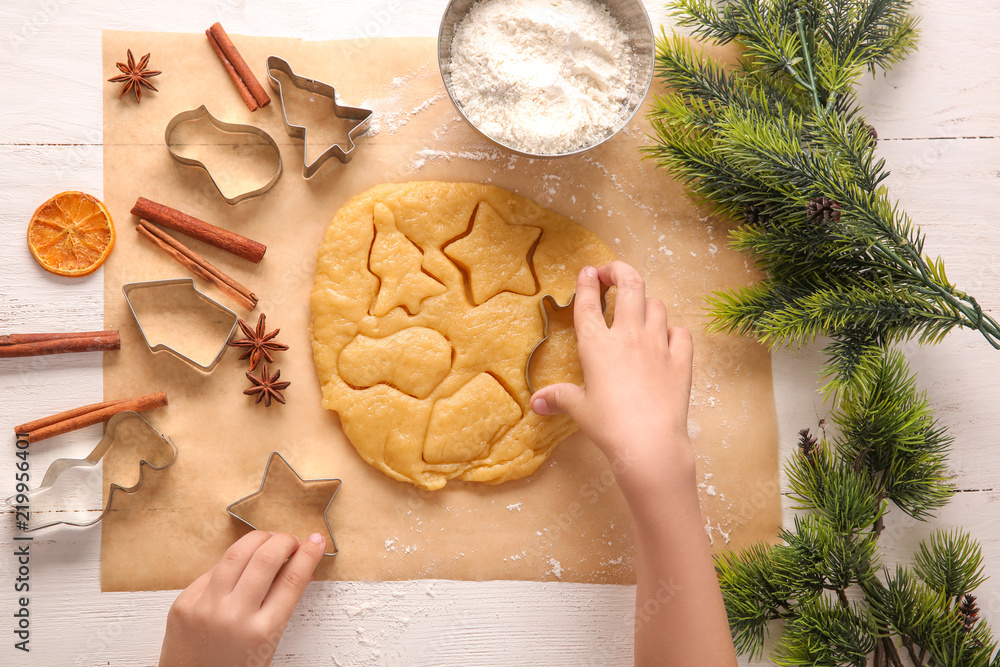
448;0;634;155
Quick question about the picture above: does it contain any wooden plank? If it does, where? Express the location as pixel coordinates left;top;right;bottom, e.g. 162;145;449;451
2;1;1000;664
856;0;1000;139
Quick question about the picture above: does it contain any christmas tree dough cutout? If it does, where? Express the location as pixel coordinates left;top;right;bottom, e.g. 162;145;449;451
369;202;446;316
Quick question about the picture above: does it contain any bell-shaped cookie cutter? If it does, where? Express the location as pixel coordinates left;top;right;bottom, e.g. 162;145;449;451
123;277;238;372
525;286;609;394
266;55;373;178
227;451;341;557
164;104;283;205
5;411;177;531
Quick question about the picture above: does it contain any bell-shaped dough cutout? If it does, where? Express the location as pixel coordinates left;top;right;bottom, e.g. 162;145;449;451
338;327;452;399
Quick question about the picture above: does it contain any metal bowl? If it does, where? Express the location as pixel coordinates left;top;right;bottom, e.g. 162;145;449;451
437;0;656;159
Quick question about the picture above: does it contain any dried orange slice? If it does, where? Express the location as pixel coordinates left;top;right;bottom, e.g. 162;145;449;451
27;191;116;277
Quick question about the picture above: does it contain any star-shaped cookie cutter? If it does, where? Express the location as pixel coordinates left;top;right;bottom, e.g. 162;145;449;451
266;55;373;178
226;451;341;557
525;285;609;395
5;411;176;531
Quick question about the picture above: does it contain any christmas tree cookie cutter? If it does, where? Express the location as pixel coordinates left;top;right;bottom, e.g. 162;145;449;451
525;284;609;394
227;451;341;557
265;55;373;178
5;411;176;531
164;104;283;205
123;277;239;372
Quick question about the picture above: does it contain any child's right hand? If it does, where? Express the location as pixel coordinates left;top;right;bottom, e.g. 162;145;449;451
529;261;695;497
532;261;737;667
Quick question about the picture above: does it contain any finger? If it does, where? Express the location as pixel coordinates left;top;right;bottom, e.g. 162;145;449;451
645;297;668;333
597;261;646;328
261;533;326;627
231;533;302;610
572;266;608;341
531;382;586;420
667;326;694;363
206;530;273;598
171;566;215;611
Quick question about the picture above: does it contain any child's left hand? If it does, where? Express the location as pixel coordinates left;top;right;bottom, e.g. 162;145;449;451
158;530;326;667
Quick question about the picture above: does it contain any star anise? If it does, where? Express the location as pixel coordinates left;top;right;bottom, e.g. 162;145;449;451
108;49;161;103
228;314;289;371
244;363;290;407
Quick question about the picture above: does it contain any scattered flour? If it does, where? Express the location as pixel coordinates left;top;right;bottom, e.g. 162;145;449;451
506;502;523;512
548;557;563;579
363;91;445;137
449;0;634;154
344;601;379;618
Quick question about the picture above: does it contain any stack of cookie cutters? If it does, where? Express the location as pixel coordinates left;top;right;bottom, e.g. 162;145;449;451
6;411;176;531
123;277;239;372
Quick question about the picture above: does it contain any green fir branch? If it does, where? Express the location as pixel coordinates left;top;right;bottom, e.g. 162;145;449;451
913;530;988;601
772;595;877;666
645;0;1000;664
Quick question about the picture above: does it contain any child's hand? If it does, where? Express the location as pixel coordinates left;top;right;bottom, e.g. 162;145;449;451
532;262;736;666
530;261;695;496
158;531;326;667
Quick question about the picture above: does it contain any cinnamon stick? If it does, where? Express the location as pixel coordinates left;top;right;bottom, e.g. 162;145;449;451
15;397;134;434
206;23;270;111
206;28;258;112
0;331;120;358
136;221;258;311
15;392;168;443
131;197;266;263
0;330;117;345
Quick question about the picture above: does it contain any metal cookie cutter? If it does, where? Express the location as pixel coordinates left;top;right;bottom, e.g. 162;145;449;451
227;451;341;557
5;411;176;531
165;105;283;205
525;285;610;394
123;278;238;372
266;55;373;178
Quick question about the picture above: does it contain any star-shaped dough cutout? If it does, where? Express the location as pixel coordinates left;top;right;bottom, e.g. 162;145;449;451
369;202;447;316
226;452;341;556
444;202;541;305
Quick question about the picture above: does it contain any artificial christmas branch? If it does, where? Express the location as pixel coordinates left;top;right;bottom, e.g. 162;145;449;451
645;1;1000;664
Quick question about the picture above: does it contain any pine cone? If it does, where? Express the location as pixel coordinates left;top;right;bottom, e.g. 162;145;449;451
743;202;772;227
797;428;819;462
960;594;980;634
864;122;879;145
807;196;842;223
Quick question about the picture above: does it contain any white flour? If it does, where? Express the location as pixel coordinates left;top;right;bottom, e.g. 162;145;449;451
449;0;633;154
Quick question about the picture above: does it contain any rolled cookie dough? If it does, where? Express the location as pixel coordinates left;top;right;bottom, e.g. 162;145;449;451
311;182;615;490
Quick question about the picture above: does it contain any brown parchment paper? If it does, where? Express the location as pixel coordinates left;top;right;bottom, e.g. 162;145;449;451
101;30;780;591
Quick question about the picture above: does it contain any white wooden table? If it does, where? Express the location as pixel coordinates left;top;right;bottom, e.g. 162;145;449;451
2;0;999;664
